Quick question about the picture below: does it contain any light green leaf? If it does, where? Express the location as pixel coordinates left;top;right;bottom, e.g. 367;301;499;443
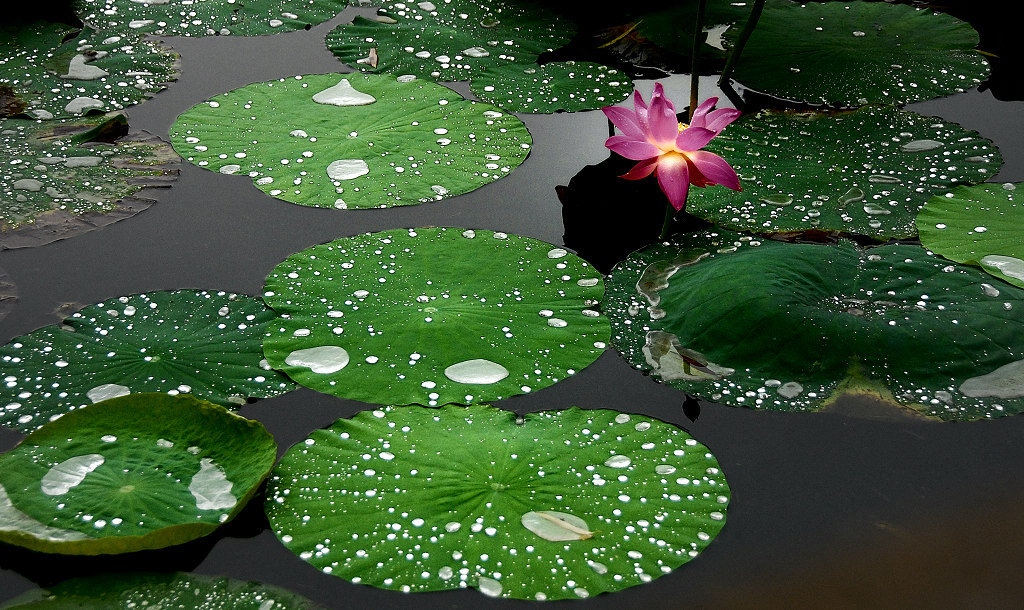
262;227;609;406
0;290;295;433
0;394;276;554
917;182;1024;289
170;73;530;209
604;230;1024;421
265;404;729;600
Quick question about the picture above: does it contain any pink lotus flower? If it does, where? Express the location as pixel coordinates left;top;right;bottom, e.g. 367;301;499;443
602;84;742;211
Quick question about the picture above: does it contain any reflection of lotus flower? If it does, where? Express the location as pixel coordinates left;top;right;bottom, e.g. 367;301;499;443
602;84;742;211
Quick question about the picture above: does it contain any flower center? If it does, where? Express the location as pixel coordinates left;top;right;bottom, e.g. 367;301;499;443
677;122;688;133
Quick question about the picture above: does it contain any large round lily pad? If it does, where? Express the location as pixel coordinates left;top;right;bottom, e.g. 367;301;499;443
0;21;177;121
688;106;1000;240
326;1;573;82
0;290;295;433
0;393;276;554
605;230;1024;421
262;227;609;406
1;114;180;249
725;1;989;107
265;404;729;600
74;0;353;37
170;73;531;209
918;182;1024;289
2;572;324;609
469;61;633;114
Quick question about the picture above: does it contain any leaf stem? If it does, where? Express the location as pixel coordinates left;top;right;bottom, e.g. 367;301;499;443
689;0;708;123
659;202;675;241
718;0;766;87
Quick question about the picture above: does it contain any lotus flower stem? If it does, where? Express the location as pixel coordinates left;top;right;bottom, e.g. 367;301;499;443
689;0;708;123
718;0;766;87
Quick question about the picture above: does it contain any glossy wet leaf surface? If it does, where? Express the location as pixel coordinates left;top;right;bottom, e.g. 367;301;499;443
326;1;573;82
0;394;276;554
170;73;530;209
74;0;354;37
918;182;1024;289
3;572;323;609
1;114;180;249
0;21;177;121
264;404;728;600
0;290;294;433
262;227;609;406
605;230;1024;421
725;1;988;107
470;61;632;114
688;106;1000;239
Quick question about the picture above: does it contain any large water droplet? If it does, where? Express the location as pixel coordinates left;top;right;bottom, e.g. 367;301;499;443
285;346;350;374
190;457;237;511
900;139;943;153
312;79;377;106
980;255;1024;283
87;383;130;403
478;576;503;597
604;455;631;468
41;454;105;496
327;159;369;181
444;359;509;384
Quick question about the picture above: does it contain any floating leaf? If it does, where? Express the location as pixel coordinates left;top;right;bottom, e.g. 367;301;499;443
470;61;632;113
265;404;729;600
0;394;276;554
0;290;294;433
1;114;179;249
262;227;609;406
325;1;573;82
0;21;178;120
170;73;530;209
604;230;1024;421
2;571;324;609
725;1;988;107
687;106;1000;239
74;0;354;37
918;182;1024;289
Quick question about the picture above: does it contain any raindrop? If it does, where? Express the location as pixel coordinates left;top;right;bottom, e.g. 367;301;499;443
285;346;350;374
900;139;943;152
604;455;631;468
327;159;370;181
312;79;377;106
443;359;509;384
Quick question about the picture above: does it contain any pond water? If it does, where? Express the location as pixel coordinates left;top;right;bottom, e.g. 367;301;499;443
2;2;1024;607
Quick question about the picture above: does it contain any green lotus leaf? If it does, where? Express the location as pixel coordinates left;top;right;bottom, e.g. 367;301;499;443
687;106;1001;240
604;230;1024;421
73;0;355;37
0;290;295;433
265;404;729;600
0;21;177;121
170;73;530;209
1;114;180;249
1;571;324;609
0;393;276;554
725;0;988;107
469;61;633;114
325;0;574;82
262;227;609;406
917;182;1024;289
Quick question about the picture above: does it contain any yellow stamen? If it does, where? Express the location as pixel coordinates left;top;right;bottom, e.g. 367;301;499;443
678;122;688;133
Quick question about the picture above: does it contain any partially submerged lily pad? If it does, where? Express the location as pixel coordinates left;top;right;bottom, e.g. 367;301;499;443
1;114;180;249
605;230;1024;421
75;0;353;37
470;61;633;114
0;21;178;120
725;1;989;107
0;393;276;554
170;73;530;209
917;182;1024;289
0;290;295;433
2;572;324;609
265;404;729;600
326;1;573;82
0;266;15;324
262;227;609;406
688;106;1000;240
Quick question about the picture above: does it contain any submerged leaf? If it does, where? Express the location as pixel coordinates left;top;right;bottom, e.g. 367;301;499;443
265;404;729;600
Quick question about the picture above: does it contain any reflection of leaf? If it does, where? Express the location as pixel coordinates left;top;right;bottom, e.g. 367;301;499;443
170;73;530;209
262;227;609;406
918;183;1024;289
0;394;276;554
725;1;989;107
265;404;729;600
470;61;632;114
689;106;1001;240
4;571;325;609
1;114;180;249
0;21;178;120
0;290;294;433
605;230;1024;421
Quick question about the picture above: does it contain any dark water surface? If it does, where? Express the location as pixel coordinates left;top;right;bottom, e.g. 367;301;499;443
2;5;1024;607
